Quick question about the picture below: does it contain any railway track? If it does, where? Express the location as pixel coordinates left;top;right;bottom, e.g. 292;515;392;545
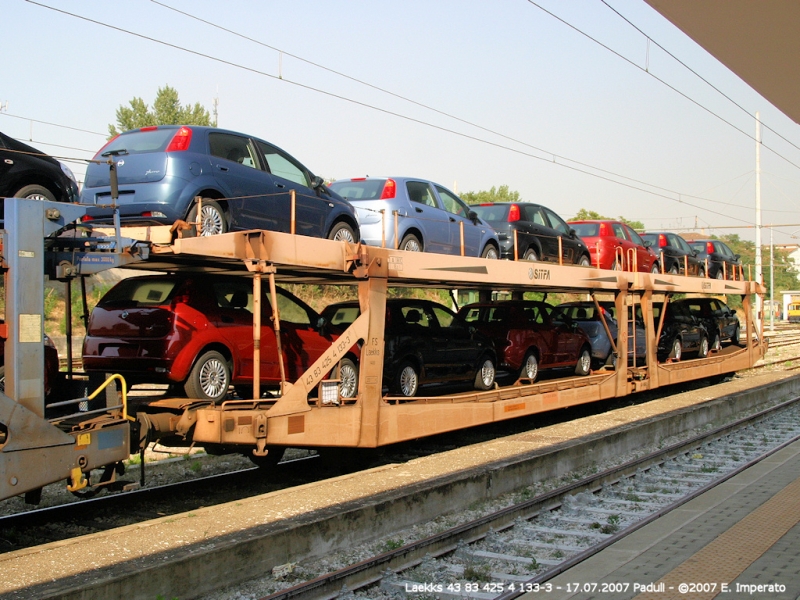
254;397;800;600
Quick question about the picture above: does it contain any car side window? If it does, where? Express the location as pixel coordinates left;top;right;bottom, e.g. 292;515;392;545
524;305;545;324
544;208;570;235
401;306;431;328
272;293;312;325
626;227;646;247
435;186;469;218
523;205;547;226
460;307;482;323
432;305;464;330
209;133;258;169
256;141;310;188
214;282;253;312
612;223;627;239
406;181;436;207
675;236;693;253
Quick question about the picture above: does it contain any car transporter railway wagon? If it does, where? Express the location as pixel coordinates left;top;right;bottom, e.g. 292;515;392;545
0;198;767;503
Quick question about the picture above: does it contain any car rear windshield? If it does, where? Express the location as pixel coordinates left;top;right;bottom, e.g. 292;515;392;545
329;180;386;200
324;305;360;326
688;242;707;254
102;129;179;155
99;277;179;307
570;223;598;237
470;205;508;221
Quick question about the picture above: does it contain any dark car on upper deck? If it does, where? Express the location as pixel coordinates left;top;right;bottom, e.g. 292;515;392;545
0;131;79;205
687;239;742;280
640;232;704;276
467;202;591;265
79;125;359;241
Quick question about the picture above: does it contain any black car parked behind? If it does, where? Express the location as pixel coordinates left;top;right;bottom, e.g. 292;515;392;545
652;302;709;361
673;297;741;350
640;232;703;276
688;239;742;280
469;202;591;265
0;131;79;204
321;298;497;397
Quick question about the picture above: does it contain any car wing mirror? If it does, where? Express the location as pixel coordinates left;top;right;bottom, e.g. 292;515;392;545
643;240;652;248
468;210;479;224
734;254;741;260
569;228;578;239
316;316;327;330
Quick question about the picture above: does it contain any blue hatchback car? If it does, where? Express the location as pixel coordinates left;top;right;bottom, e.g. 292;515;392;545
80;125;359;241
328;177;499;258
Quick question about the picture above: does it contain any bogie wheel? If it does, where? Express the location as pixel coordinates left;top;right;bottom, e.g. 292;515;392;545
394;360;420;397
247;446;286;469
574;347;592;376
328;222;357;243
12;184;56;202
187;199;227;237
474;355;496;390
184;350;231;401
523;248;539;261
520;351;539;381
399;233;422;252
577;255;591;267
335;357;359;399
481;244;499;259
697;335;709;358
669;337;682;361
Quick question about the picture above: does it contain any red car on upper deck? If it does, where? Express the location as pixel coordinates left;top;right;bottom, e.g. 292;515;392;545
568;220;660;273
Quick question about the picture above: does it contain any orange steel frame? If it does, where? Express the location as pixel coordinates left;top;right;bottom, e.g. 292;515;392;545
138;230;767;452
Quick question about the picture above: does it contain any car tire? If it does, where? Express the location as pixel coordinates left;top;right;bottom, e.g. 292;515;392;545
651;263;661;275
247;446;286;469
669;337;682;361
732;323;742;346
394;360;420;397
715;269;724;280
474;355;496;390
574;347;592;376
668;265;679;275
577;255;591;267
611;260;623;271
335;357;359;399
698;266;706;278
12;184;57;202
184;350;230;401
697;335;709;358
711;332;721;351
520;351;539;381
481;244;499;259
187;199;227;237
328;222;357;243
523;248;539;261
399;233;422;252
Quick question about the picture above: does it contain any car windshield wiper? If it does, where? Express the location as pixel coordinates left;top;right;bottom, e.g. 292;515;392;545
101;149;129;157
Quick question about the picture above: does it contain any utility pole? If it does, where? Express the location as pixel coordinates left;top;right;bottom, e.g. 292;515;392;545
770;226;774;331
755;112;763;336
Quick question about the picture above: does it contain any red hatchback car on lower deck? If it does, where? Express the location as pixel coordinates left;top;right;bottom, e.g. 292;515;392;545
82;274;358;402
568;220;660;273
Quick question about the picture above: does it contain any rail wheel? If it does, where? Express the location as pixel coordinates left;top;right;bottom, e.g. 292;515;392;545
248;446;286;469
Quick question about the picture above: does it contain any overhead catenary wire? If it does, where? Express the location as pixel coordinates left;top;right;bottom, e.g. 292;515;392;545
17;1;795;228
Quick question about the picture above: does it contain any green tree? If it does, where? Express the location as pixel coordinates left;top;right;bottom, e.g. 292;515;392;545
460;185;521;204
572;208;644;231
108;85;215;137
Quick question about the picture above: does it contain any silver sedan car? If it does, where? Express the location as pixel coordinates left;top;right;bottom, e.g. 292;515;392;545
329;177;499;258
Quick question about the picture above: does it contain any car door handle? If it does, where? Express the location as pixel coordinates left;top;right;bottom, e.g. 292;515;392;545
415;207;423;213
275;182;285;189
449;217;456;222
216;165;229;172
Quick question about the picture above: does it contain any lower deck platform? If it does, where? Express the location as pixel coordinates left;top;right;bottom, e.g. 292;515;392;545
536;431;800;600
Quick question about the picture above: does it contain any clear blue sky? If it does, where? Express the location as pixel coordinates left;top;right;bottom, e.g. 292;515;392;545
4;0;800;244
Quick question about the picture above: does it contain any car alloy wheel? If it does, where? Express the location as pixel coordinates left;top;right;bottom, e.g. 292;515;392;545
400;234;422;252
185;350;230;401
521;352;539;381
575;348;592;375
523;248;539;261
481;245;499;259
396;361;419;397
670;338;682;361
328;222;356;243
337;358;359;398
474;356;496;390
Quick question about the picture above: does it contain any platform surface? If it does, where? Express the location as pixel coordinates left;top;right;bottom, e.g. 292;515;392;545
528;437;800;600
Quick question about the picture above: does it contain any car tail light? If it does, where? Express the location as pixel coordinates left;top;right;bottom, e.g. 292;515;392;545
706;242;714;254
658;234;668;247
379;178;397;199
599;223;612;236
140;126;158;132
166;126;192;152
351;177;366;181
91;134;120;160
508;204;520;222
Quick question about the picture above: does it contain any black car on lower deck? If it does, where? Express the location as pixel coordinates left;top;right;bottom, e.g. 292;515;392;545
640;232;704;276
469;202;591;265
653;302;709;361
0;131;80;204
673;297;741;350
321;298;497;397
687;239;742;280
